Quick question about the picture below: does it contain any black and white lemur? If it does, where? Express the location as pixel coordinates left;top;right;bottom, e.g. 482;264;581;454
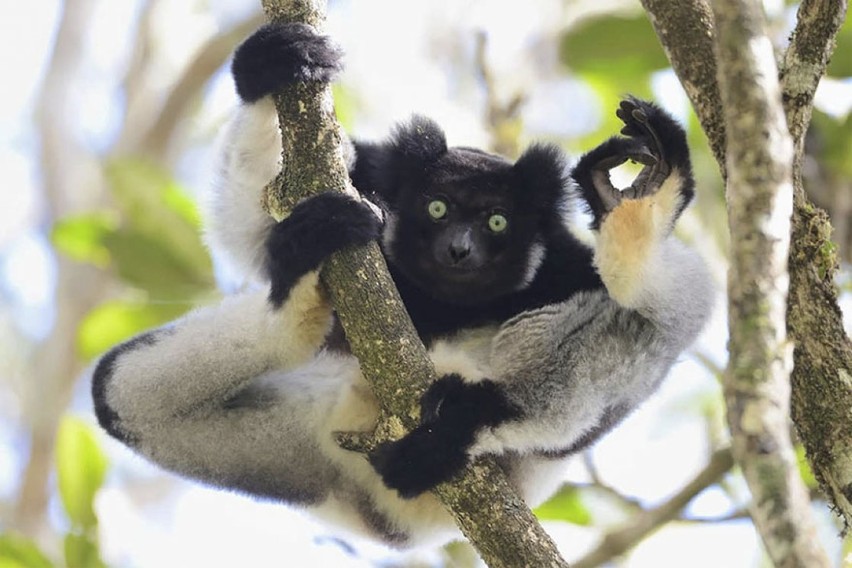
91;23;714;548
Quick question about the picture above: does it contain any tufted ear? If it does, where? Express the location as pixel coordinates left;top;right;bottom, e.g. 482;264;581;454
389;115;448;166
356;116;448;206
512;143;571;214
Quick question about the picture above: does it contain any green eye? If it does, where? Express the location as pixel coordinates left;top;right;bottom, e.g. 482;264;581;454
427;199;448;220
488;213;508;233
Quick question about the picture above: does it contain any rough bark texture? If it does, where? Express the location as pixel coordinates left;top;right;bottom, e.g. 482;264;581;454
713;1;831;565
641;0;852;536
258;1;569;566
639;0;726;173
781;0;852;532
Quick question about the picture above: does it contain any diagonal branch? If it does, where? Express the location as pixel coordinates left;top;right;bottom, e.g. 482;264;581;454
134;12;266;161
573;448;735;568
257;1;569;566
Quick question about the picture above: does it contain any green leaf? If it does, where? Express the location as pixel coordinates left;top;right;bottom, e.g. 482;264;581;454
534;485;593;525
826;15;852;77
55;416;109;531
104;158;213;284
103;230;213;300
0;534;54;568
811;111;852;177
795;444;818;490
63;533;105;568
51;213;119;267
560;13;670;85
77;299;188;360
332;84;360;133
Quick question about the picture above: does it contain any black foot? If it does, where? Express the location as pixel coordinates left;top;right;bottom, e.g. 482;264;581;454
572;96;694;228
265;192;381;308
232;22;343;103
368;375;520;499
369;425;470;499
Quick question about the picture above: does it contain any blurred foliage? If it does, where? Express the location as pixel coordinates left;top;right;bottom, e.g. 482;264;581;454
795;445;819;490
56;416;108;568
559;12;665;147
811;111;852;178
826;15;852;77
1;417;108;568
51;159;215;361
0;534;54;568
534;485;594;526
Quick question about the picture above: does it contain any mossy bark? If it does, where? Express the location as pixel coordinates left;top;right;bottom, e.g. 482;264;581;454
257;1;569;566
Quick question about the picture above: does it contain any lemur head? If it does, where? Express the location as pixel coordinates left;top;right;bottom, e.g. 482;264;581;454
364;116;571;306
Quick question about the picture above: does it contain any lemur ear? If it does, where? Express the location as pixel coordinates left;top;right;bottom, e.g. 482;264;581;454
380;116;448;202
360;116;448;206
513;143;571;214
389;115;448;166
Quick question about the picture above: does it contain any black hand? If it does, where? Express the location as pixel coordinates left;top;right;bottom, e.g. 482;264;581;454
265;192;381;308
369;374;520;498
232;22;343;103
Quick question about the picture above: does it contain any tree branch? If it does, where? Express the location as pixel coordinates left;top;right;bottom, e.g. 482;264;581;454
573;448;735;568
641;0;852;535
781;0;852;533
258;1;569;565
639;0;726;173
713;0;830;565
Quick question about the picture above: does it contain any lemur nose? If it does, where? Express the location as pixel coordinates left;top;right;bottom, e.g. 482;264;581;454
449;242;471;263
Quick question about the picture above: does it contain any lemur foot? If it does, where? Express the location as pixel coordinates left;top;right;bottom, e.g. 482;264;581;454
571;96;692;228
369;374;520;499
266;192;381;308
615;98;671;200
232;22;343;103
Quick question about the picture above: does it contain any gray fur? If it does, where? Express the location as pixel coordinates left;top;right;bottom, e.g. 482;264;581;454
92;99;714;548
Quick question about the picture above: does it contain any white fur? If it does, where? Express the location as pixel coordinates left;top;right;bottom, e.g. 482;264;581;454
95;100;715;549
204;99;282;285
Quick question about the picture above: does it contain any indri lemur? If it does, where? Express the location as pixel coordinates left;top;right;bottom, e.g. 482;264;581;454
92;23;714;548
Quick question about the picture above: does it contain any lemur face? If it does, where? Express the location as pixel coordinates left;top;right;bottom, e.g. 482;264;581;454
384;148;544;306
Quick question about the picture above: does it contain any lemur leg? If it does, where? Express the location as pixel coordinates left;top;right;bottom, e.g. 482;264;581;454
574;98;697;308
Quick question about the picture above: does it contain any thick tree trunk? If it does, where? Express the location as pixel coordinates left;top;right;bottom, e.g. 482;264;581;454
713;0;830;564
642;0;852;537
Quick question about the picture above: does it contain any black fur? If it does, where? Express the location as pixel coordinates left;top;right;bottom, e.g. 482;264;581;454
265;192;381;307
232;22;342;103
368;374;521;499
92;330;163;444
572;97;695;230
240;23;603;340
237;24;696;498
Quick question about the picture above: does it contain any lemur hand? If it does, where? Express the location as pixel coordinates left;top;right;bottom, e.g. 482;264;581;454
232;22;343;103
369;374;520;499
571;97;692;228
265;192;381;308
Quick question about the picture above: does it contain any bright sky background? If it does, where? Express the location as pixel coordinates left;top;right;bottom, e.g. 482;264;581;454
0;1;849;567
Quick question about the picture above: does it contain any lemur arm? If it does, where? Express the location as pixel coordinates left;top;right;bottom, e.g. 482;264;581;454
214;22;381;306
370;98;715;498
